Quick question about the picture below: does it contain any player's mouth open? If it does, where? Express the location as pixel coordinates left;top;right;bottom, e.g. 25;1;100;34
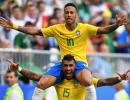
67;18;72;21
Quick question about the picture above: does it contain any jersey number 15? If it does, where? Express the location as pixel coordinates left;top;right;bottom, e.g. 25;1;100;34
63;88;70;97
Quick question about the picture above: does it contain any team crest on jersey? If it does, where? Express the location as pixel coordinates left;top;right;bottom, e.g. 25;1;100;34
76;31;80;36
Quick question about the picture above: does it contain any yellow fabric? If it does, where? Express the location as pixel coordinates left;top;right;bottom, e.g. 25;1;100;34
102;10;112;18
12;24;19;30
55;78;99;100
92;78;99;87
41;23;98;64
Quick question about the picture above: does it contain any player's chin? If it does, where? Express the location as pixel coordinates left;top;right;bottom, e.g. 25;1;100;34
65;74;73;80
66;77;73;80
66;21;73;25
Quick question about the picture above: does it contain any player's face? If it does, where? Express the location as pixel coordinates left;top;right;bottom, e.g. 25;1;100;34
62;60;75;80
64;6;77;25
4;72;18;86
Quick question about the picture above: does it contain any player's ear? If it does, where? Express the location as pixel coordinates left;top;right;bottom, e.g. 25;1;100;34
63;12;65;18
76;15;79;22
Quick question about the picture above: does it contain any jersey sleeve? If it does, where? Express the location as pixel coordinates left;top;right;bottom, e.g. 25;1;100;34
41;25;56;37
92;78;99;87
85;24;98;36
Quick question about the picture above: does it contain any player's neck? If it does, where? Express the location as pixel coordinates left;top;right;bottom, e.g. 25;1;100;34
65;23;77;31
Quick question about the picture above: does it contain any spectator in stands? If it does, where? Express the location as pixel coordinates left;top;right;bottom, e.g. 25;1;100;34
4;70;24;100
37;1;53;17
10;5;26;26
14;22;36;49
0;27;13;48
36;1;53;28
77;0;90;22
113;0;129;17
115;19;130;53
51;8;64;24
25;4;38;24
0;0;12;18
9;5;26;47
88;42;113;78
14;21;44;50
101;10;116;53
89;0;109;17
127;0;130;15
51;0;64;9
43;17;59;50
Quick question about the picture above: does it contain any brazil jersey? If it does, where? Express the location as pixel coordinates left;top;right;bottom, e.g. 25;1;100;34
41;23;98;63
54;78;99;100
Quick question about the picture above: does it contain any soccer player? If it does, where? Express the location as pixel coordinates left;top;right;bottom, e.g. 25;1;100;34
7;54;130;100
0;3;127;100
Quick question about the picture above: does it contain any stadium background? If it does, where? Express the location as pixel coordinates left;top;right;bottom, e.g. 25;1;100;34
0;0;130;100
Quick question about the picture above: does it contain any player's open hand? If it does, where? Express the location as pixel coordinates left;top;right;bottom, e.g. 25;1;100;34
6;59;19;71
0;17;13;28
115;12;127;26
117;69;130;80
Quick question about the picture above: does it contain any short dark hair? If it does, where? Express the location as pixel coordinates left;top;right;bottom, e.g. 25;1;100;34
62;54;76;64
6;70;18;77
12;5;23;11
25;21;34;26
64;3;77;12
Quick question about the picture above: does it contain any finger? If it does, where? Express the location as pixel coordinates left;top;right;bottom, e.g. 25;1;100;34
126;75;128;79
0;17;8;22
126;69;130;75
116;72;121;76
0;21;7;25
16;63;19;67
0;22;8;26
6;59;13;64
118;12;124;16
8;64;11;70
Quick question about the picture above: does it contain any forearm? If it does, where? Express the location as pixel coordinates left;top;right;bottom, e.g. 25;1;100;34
20;68;42;81
97;77;121;87
117;43;130;48
13;25;42;36
97;23;118;34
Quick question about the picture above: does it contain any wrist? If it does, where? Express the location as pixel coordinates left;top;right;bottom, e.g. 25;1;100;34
18;66;22;72
115;23;120;27
117;76;122;81
12;24;19;30
117;73;125;81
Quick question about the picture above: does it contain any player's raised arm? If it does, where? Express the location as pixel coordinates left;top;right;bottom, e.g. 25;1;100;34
7;59;42;81
97;12;127;34
0;17;42;36
97;69;130;87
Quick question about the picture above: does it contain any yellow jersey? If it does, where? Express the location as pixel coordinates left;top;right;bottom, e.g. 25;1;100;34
54;78;99;100
41;23;98;63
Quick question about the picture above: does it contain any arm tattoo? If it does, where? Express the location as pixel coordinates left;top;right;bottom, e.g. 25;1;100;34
21;69;42;81
97;77;121;87
97;23;118;35
18;26;29;34
17;26;42;36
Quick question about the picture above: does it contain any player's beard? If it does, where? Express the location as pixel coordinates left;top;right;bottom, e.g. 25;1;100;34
65;70;74;80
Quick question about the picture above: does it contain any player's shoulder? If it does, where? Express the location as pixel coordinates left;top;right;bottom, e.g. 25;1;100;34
78;23;91;26
53;24;64;28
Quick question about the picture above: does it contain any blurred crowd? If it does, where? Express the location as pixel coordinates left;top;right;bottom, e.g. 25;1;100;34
0;0;130;53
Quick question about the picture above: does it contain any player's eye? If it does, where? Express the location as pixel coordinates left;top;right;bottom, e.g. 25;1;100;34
65;11;69;14
70;11;74;14
63;64;68;67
